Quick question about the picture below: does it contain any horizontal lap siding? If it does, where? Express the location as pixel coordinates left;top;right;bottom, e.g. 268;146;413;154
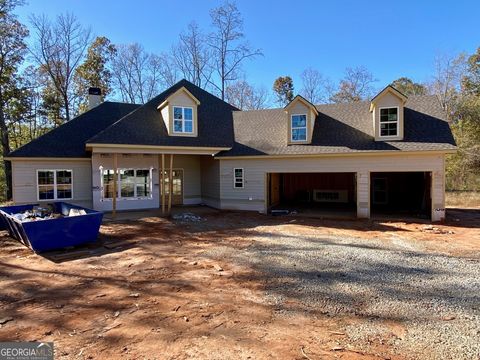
174;155;201;204
218;154;446;218
200;156;221;208
11;159;92;208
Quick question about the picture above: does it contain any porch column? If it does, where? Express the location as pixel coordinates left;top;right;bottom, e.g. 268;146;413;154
431;168;446;222
112;153;118;218
356;171;370;219
161;154;166;215
168;154;174;214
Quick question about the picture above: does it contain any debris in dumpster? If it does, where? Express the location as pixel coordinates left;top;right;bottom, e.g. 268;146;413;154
10;204;86;222
68;208;87;217
12;206;62;222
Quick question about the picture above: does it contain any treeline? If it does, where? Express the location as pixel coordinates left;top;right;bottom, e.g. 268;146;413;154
0;0;478;201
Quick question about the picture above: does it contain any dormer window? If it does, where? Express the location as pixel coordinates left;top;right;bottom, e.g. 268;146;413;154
291;114;307;142
370;86;407;141
173;106;194;134
379;107;399;137
285;95;318;145
157;86;200;137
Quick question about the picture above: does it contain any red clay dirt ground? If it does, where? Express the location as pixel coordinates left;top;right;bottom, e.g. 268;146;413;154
0;207;478;359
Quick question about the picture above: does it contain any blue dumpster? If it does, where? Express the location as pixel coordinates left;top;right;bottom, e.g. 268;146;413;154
0;202;103;253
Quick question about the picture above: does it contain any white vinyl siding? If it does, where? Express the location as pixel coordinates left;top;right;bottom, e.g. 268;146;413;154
11;160;92;208
200;156;221;208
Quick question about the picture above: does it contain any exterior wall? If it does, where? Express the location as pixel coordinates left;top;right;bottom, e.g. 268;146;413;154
373;91;404;141
218;153;446;221
200;156;221;208
175;154;201;205
91;154;201;211
11;159;92;208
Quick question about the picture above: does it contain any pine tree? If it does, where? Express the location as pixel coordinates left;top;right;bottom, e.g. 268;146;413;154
74;36;116;113
273;76;294;106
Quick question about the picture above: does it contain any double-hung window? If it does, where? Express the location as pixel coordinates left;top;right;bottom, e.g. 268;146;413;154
173;106;194;134
291;114;307;141
102;169;152;199
379;107;398;137
37;170;73;200
233;168;244;189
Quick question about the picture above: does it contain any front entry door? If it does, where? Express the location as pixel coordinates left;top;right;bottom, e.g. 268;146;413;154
162;169;183;205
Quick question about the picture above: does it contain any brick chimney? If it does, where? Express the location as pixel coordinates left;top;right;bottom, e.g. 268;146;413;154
88;87;102;110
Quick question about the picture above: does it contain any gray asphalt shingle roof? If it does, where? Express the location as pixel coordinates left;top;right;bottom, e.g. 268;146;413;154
7;79;456;160
87;79;237;148
7;101;140;158
217;95;456;157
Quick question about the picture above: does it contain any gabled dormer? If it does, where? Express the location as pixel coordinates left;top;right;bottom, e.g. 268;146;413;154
370;85;408;141
157;86;200;137
284;95;319;145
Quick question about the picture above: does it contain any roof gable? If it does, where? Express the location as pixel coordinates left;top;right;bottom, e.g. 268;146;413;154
284;95;319;116
157;86;201;110
370;85;408;112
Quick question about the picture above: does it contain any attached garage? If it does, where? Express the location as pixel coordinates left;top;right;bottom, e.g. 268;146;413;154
267;172;357;217
370;172;432;219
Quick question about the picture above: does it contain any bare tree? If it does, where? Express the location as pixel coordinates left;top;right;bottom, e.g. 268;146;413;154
112;43;175;104
428;53;467;119
300;67;334;104
208;1;262;100
225;80;269;110
330;66;377;103
30;13;92;121
172;22;211;88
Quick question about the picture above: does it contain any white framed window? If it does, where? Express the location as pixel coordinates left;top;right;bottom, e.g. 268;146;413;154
37;169;73;201
291;114;307;142
173;106;194;133
101;168;152;199
379;107;399;137
233;168;244;189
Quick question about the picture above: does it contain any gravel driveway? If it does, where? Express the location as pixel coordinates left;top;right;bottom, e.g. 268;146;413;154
209;226;480;359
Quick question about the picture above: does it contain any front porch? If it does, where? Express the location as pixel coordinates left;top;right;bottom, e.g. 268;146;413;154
91;150;221;215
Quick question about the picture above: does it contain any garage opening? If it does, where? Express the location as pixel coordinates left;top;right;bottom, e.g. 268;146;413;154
267;172;357;218
370;172;431;219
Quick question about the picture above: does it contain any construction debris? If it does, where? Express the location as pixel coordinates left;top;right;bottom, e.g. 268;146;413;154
172;212;203;222
421;225;455;235
9;206;86;223
213;264;224;272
